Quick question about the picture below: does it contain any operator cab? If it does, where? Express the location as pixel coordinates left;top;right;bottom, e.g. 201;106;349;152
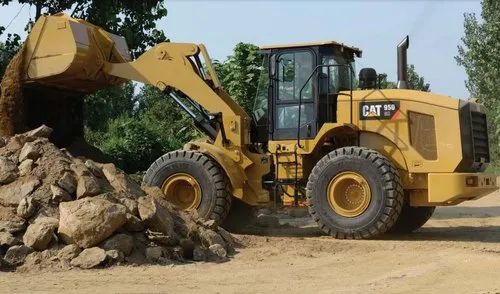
252;41;362;143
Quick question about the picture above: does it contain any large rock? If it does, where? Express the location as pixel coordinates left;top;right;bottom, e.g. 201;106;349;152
192;246;207;262
23;217;58;251
4;245;33;266
16;196;36;219
85;160;104;178
70;247;107;269
0;206;26;233
4;135;26;155
255;213;280;227
71;162;104;198
137;196;175;236
124;213;144;232
0;219;26;233
50;184;72;202
100;233;134;256
119;197;138;215
23;125;52;140
199;227;226;248
208;244;227;259
57;244;81;261
18;142;40;162
57;172;77;195
105;249;124;264
0;231;21;248
101;163;144;197
0;156;18;184
145;246;168;263
0;177;40;206
18;159;33;176
58;197;127;248
76;174;102;198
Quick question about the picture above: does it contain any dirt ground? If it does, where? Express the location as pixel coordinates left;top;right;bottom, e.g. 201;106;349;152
2;190;500;294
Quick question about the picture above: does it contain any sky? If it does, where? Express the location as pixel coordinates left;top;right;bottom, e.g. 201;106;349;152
0;0;482;99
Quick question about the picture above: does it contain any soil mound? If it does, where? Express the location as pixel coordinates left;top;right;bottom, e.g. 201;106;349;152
0;126;236;271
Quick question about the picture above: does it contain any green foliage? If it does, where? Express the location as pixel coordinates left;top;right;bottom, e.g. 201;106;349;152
0;42;10;77
214;42;263;114
85;85;198;173
0;35;21;77
377;73;397;89
84;82;136;131
96;115;164;173
456;0;500;166
377;65;430;91
407;65;430;91
135;85;199;149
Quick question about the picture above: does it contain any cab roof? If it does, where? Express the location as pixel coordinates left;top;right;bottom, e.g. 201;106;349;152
260;40;362;57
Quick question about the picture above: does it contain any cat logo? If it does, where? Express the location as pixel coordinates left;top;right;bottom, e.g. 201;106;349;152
362;105;383;117
359;101;400;120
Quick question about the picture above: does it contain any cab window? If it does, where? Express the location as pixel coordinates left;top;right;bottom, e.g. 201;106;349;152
278;51;313;101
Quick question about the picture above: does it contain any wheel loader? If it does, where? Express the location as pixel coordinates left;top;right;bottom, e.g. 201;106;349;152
3;13;498;239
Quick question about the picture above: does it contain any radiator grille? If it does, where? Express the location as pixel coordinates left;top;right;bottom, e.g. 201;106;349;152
470;111;490;162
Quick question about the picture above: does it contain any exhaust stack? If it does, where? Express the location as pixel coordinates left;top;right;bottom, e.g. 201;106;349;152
397;35;409;89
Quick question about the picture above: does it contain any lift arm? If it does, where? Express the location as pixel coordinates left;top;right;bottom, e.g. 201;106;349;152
21;13;270;205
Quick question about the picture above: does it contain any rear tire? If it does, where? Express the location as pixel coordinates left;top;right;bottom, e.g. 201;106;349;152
389;194;435;233
143;150;232;225
306;147;404;239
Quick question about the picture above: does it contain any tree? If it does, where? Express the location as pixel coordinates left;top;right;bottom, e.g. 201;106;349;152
86;85;199;173
456;0;500;167
84;82;136;131
135;85;199;151
0;42;10;77
377;64;430;91
377;73;397;89
407;65;430;92
214;43;264;114
0;34;21;77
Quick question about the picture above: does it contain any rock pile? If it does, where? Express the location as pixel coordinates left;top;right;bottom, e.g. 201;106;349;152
0;126;235;271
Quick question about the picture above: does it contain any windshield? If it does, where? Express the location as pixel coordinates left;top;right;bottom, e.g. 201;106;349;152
252;54;270;123
321;55;355;93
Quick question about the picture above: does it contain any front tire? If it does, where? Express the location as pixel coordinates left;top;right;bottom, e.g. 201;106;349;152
389;194;435;233
143;150;232;225
306;147;403;239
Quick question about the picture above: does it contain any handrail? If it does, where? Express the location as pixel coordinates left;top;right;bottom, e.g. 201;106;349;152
291;63;354;205
296;63;354;148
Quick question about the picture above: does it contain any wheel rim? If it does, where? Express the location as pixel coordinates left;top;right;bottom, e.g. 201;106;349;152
161;173;201;210
327;171;371;217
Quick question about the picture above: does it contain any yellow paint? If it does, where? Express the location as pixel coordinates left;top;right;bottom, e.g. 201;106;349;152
327;171;371;217
161;173;201;210
22;13;497;208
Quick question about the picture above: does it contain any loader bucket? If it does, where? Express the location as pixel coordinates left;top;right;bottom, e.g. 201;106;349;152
0;13;130;146
23;13;130;91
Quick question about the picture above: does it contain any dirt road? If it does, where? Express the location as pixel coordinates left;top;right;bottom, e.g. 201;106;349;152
2;191;500;294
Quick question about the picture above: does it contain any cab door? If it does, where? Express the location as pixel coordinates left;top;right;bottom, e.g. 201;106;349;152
271;49;317;141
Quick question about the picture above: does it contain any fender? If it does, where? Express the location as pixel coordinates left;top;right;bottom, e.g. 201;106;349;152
359;131;408;171
184;140;246;199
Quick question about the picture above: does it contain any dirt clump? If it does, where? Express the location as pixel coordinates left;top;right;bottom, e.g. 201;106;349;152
0;126;237;271
0;46;25;137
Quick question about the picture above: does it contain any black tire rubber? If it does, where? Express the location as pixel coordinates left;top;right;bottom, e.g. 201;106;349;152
221;197;255;233
306;147;404;239
143;150;232;225
389;194;436;233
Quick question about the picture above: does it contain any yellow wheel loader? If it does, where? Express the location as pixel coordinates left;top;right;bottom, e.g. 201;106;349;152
5;13;498;239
